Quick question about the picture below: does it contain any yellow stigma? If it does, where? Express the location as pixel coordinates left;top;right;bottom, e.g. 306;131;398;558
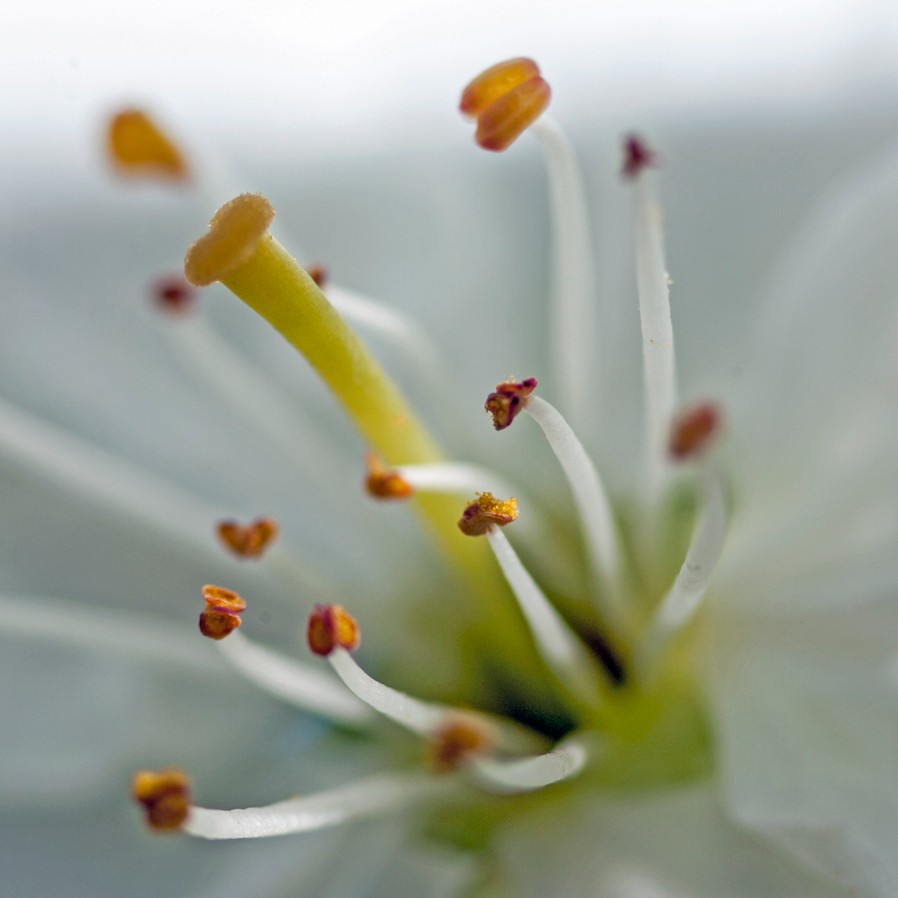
132;767;191;832
458;492;519;536
107;109;188;180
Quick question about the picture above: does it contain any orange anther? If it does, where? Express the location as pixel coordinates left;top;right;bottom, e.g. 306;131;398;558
428;715;495;773
484;377;538;430
364;452;414;501
108;109;188;180
458;492;518;537
460;57;541;118
217;517;279;559
307;604;360;657
475;77;551;152
199;584;247;640
132;767;191;831
668;401;722;461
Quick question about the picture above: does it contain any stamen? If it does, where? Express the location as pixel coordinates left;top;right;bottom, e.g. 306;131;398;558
132;768;191;831
151;274;196;314
485;377;538;430
517;393;627;632
364;452;414;501
529;115;600;427
427;714;496;773
306;263;328;287
107;109;189;181
215;631;374;726
668;401;722;462
457;492;518;537
621;134;657;181
637;466;728;678
216;517;279;559
460;58;551;152
199;584;246;640
307;604;360;657
627;135;678;499
469;736;588;794
483;525;601;702
183;771;450;840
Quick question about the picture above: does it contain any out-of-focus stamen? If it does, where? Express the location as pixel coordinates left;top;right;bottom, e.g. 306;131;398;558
216;631;374;727
132;768;191;831
183;771;450;840
668;401;722;461
470;736;588;794
460;58;550;152
428;714;496;773
485;377;538;430
306;263;328;287
638;466;728;678
627;135;678;500
199;585;246;640
457;492;518;537
108;109;188;181
621;134;657;181
151;274;196;314
217;517;279;559
307;604;360;657
365;452;414;500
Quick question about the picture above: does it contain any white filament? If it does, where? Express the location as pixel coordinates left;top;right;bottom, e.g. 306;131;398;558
531;116;598;428
470;737;588;794
216;632;374;727
633;170;678;500
638;466;728;678
523;395;626;631
395;462;517;498
485;528;599;703
184;771;447;840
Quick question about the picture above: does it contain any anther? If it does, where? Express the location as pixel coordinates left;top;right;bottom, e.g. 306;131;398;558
460;58;551;152
458;492;518;536
151;275;196;314
306;264;328;288
216;517;279;559
621;134;657;180
108;109;188;180
184;194;275;287
307;604;360;657
668;401;721;461
199;584;247;640
484;377;538;430
132;767;191;831
427;715;495;773
364;451;414;500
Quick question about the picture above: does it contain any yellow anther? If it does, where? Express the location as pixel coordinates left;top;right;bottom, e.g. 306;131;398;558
199;584;247;640
364;452;414;501
484;377;538;430
460;58;550;152
132;767;191;831
428;714;495;773
216;517;279;559
107;109;188;180
307;604;360;657
458;492;518;537
459;57;541;118
184;194;275;287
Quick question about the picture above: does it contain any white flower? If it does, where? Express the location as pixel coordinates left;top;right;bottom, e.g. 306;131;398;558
2;47;898;898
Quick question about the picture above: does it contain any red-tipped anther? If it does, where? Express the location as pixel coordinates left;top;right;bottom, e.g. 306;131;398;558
307;604;360;657
151;274;196;314
621;134;658;180
460;58;550;152
458;492;518;537
428;715;495;773
668;401;722;461
108;109;189;181
485;377;538;430
306;264;328;288
132;767;191;831
216;517;279;559
364;452;414;501
199;585;247;640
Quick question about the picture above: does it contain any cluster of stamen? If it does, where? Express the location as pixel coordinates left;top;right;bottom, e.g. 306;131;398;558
457;493;518;536
198;585;247;640
216;517;279;559
484;377;538;430
132;768;191;831
306;604;360;657
460;58;551;151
